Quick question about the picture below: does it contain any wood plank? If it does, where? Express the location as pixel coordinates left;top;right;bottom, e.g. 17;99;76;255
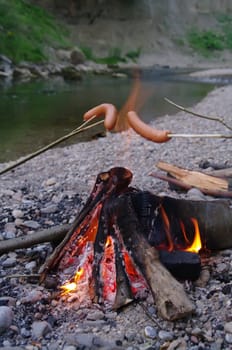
156;161;229;192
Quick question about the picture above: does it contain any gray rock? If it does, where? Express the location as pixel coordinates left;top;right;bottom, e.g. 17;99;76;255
225;333;232;344
40;204;58;214
158;330;174;341
167;338;187;350
65;333;95;347
13;67;33;79
144;325;157;339
0;306;13;334
61;66;82;81
70;48;86;65
86;309;105;320
225;321;232;334
25;261;37;271
4;222;16;234
2;257;17;268
12;209;24;219
22;220;40;229
187;188;206;200
20;290;43;304
31;320;52;339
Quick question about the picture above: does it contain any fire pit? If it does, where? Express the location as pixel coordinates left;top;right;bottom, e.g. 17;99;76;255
40;166;229;321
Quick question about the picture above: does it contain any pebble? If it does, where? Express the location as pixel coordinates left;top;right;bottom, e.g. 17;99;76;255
224;321;232;334
44;177;57;186
20;290;43;304
22;220;40;229
167;338;187;350
158;330;173;341
12;209;24;218
2;257;17;268
225;333;232;344
0;306;13;334
144;325;157;339
31;320;52;339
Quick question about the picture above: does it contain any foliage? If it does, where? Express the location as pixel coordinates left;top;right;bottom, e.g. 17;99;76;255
0;0;70;63
187;30;224;56
187;13;232;56
80;46;141;65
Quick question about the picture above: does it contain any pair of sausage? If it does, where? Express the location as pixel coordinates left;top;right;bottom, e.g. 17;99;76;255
83;103;171;143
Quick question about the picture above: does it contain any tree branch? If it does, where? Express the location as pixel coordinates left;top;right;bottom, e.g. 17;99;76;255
0;224;70;255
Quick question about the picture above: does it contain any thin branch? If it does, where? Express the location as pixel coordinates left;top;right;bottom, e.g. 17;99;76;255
0;224;70;255
0;118;104;176
165;97;232;132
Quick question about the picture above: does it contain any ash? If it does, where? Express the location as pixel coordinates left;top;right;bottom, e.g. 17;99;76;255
0;85;232;349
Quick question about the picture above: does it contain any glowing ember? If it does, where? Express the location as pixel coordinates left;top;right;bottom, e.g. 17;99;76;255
185;218;202;253
101;235;117;306
60;243;94;304
123;250;148;299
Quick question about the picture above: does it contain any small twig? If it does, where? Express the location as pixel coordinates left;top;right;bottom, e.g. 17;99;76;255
138;301;162;329
0;117;104;176
2;274;40;280
165;97;232;132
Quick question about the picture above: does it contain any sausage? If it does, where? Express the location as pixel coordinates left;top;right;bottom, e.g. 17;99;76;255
127;111;171;143
83;103;118;131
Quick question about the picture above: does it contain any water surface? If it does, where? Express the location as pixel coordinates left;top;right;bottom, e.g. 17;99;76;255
0;73;214;163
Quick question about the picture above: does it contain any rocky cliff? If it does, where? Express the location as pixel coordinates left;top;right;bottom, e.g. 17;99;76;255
32;0;232;67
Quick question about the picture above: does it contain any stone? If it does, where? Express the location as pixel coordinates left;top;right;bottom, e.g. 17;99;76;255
224;321;232;334
158;330;174;341
4;222;16;234
70;48;86;65
21;290;43;304
31;320;52;339
12;209;24;218
13;67;33;79
22;220;40;229
144;325;157;339
0;306;13;334
167;338;187;350
225;333;232;344
44;177;57;186
2;257;17;268
61;66;82;80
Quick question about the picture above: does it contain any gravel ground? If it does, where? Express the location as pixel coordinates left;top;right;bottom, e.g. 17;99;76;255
0;84;232;350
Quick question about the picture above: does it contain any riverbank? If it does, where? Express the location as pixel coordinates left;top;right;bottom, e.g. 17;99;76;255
0;84;232;349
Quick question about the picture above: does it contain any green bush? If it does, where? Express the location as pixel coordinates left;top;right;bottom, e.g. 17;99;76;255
0;0;70;63
80;46;141;65
187;29;224;56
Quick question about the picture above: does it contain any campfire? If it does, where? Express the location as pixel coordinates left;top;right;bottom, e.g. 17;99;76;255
40;166;211;320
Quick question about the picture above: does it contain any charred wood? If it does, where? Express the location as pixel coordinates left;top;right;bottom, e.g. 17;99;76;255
159;250;201;281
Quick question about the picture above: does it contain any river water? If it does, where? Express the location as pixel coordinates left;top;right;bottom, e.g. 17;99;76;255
0;71;216;163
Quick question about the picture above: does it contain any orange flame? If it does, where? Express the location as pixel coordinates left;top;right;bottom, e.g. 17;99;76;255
185;218;202;253
60;267;84;295
160;206;174;251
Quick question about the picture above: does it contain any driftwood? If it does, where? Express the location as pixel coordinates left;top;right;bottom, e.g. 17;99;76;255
156;161;230;192
150;171;232;199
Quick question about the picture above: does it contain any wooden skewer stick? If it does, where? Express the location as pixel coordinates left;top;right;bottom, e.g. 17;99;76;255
165;97;232;131
0;117;104;176
167;133;232;138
